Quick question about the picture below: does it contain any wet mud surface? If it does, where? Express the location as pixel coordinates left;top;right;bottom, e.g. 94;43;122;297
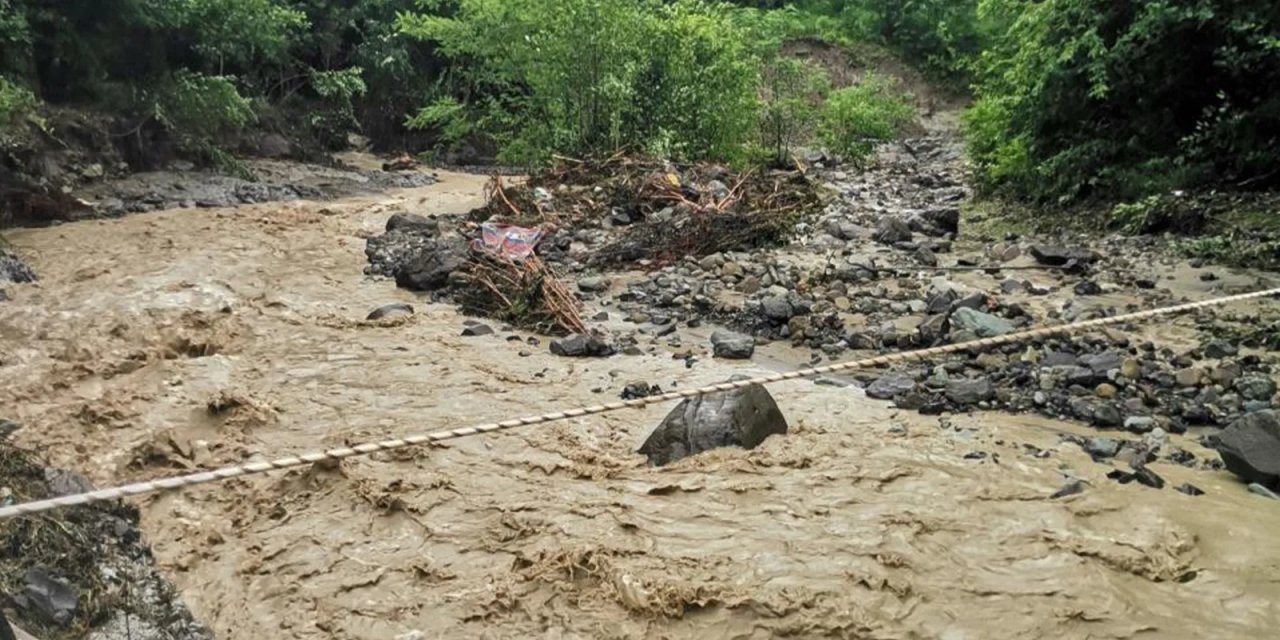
3;157;1280;638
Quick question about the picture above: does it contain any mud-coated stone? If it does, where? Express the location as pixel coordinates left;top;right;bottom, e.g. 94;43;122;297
1217;410;1280;488
639;383;787;466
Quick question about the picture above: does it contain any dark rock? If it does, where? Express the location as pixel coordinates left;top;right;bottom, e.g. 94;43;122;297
945;377;995;405
1135;278;1157;289
951;292;988;311
550;334;615;358
1029;245;1100;266
923;207;960;233
0;418;19;439
1092;404;1123;427
1234;376;1277;402
1176;482;1205;496
394;237;468;291
949;307;1015;338
621;382;663;400
915;246;938;266
385;212;439;234
638;383;787;466
1217;410;1280;487
918;314;949;344
22;567;78;626
1203;339;1238;359
761;296;793;323
577;276;611;292
1073;281;1103;296
711;330;755;360
1106;467;1166;490
872;219;913;245
926;289;958;314
1079;352;1124;375
254;133;293;158
866;374;918;400
461;323;495;336
366;303;414;321
1;248;37;284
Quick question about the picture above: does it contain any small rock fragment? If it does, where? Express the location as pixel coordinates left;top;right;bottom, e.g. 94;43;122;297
366;303;414;321
1176;483;1205;496
461;323;494;337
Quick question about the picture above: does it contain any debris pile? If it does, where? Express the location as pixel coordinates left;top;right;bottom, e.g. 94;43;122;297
364;154;824;336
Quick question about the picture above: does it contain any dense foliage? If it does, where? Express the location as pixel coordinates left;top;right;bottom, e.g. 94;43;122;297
966;0;1280;207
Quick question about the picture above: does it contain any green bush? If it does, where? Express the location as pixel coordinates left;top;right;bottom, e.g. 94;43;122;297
757;57;829;164
399;0;761;164
819;73;914;164
966;0;1280;206
0;75;37;127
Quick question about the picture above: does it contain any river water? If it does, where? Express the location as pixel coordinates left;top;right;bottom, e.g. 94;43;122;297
2;168;1279;639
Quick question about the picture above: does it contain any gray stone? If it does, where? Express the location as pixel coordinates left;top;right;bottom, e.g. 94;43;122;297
577;276;611;292
1203;339;1238;359
0;418;20;439
22;566;78;626
394;237;468;291
1093;404;1123;427
1235;376;1277;402
1210;363;1243;386
1249;483;1280;500
918;314;949;344
1;247;38;284
949;307;1015;338
946;378;995;405
461;323;494;337
1218;410;1280;487
951;292;987;311
1175;368;1203;388
1083;438;1120;459
366;303;414;321
638;383;788;466
550;334;615;358
711;330;755;360
1124;416;1156;433
761;296;793;323
872;219;913;245
866;374;918;400
1079;352;1124;375
385;212;439;234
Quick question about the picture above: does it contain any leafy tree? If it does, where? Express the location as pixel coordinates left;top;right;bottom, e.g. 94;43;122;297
966;0;1280;205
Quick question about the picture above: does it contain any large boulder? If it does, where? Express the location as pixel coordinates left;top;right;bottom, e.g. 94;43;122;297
1217;410;1280;488
394;236;468;291
639;383;787;466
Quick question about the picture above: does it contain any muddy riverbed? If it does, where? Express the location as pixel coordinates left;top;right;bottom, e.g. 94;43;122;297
3;156;1280;639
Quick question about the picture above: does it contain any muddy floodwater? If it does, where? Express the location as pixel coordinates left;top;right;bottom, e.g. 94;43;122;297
3;171;1280;639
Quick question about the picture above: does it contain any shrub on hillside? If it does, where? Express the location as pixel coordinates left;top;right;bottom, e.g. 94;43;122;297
966;0;1280;206
819;74;914;164
399;0;760;164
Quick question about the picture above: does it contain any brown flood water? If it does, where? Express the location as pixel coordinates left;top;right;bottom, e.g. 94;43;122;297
2;171;1279;639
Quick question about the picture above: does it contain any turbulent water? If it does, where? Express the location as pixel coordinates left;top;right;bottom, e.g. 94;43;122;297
3;161;1280;639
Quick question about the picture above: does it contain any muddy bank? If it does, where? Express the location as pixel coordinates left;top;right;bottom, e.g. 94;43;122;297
0;442;213;640
2;158;1280;639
